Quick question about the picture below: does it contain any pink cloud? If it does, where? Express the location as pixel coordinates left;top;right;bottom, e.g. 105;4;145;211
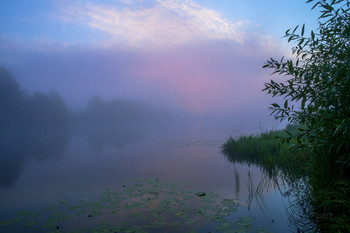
2;29;285;122
126;40;277;114
54;0;246;49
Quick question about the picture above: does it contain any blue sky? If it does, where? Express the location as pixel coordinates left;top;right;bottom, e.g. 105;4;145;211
0;0;321;130
0;0;319;46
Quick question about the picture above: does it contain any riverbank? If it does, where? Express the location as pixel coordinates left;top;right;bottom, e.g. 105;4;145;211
222;125;312;179
222;125;350;232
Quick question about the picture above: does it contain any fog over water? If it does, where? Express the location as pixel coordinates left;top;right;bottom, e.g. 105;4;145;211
0;3;292;231
3;43;283;123
0;63;282;187
0;1;319;231
0;64;297;232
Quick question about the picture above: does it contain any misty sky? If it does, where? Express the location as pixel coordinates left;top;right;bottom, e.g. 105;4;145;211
0;0;319;128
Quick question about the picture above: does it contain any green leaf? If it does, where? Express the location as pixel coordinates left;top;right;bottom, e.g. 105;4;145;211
292;25;299;33
288;35;295;43
301;24;305;36
271;103;280;108
301;98;306;110
323;4;334;11
311;1;320;9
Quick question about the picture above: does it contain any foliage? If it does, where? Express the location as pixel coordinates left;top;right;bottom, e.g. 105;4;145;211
75;96;162;151
262;0;350;231
0;67;71;132
222;125;312;179
263;0;350;168
312;180;350;232
0;67;26;128
27;90;71;129
0;67;72;188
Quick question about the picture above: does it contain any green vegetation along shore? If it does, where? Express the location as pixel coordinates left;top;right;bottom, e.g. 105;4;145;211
222;124;312;179
228;0;350;231
222;124;350;232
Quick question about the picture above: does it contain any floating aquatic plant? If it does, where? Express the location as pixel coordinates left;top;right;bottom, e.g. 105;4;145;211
0;178;272;233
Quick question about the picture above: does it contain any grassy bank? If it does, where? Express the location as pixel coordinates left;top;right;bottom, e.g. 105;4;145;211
222;125;312;178
222;125;350;232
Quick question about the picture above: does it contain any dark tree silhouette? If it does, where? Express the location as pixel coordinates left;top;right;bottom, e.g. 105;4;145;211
0;68;71;188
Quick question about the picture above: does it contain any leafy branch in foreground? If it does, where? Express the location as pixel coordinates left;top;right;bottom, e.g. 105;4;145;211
263;0;350;167
263;0;350;231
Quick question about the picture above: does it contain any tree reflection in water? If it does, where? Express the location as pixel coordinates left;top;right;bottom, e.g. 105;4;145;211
224;150;315;232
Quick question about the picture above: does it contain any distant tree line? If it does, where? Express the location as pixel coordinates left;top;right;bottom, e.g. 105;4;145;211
0;67;72;134
0;67;165;188
75;96;160;151
0;67;72;188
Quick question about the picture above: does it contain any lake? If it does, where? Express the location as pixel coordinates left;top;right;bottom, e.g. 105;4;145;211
0;123;298;233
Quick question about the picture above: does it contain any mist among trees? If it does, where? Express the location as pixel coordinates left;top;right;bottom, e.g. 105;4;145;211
0;67;166;188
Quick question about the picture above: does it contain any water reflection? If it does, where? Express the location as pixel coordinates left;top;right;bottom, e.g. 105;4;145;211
0;126;297;232
0;127;71;189
74;97;164;151
0;106;163;189
0;68;71;188
0;69;304;232
223;142;313;232
231;166;284;214
233;168;240;199
0;69;166;189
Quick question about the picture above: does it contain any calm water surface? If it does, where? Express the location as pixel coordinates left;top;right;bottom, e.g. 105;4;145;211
0;125;296;232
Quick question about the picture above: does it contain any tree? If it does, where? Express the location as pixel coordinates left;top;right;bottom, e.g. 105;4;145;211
0;67;26;128
263;0;350;170
263;0;350;230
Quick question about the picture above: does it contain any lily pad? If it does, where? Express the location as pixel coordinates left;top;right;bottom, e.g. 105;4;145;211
57;201;68;205
169;222;179;228
195;191;206;197
0;218;25;226
23;220;38;227
43;205;57;211
0;178;273;233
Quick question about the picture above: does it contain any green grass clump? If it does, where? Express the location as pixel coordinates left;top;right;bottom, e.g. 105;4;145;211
310;171;350;232
222;125;312;178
